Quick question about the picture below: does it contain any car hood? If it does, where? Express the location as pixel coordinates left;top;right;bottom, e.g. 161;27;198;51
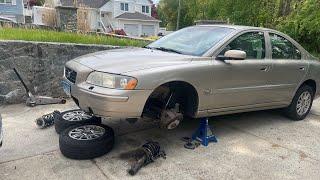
73;47;194;74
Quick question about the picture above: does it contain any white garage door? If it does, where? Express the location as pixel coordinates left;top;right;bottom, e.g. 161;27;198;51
124;24;139;37
142;25;155;37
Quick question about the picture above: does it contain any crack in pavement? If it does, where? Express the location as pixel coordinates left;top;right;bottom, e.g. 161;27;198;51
221;122;320;162
91;159;113;180
0;149;58;165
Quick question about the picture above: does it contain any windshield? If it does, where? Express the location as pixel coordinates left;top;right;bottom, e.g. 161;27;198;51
147;26;234;56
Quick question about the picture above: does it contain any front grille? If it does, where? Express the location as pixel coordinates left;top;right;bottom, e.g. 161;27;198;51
65;67;77;83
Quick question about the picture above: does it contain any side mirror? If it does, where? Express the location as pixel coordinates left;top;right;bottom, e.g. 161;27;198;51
216;50;247;60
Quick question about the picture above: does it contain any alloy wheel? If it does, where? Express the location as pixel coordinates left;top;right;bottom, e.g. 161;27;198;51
62;110;92;121
296;91;312;116
68;125;105;141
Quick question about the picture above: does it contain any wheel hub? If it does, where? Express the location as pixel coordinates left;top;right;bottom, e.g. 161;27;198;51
160;109;183;130
62;110;92;121
68;125;105;140
296;91;312;116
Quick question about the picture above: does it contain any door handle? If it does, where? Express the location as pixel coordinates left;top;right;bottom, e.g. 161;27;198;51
299;67;305;71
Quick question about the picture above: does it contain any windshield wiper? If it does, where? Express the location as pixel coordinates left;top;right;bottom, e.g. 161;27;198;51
153;47;182;54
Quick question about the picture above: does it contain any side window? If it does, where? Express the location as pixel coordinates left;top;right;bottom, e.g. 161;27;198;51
125;3;129;11
120;3;124;10
121;3;129;11
270;33;301;60
219;32;266;59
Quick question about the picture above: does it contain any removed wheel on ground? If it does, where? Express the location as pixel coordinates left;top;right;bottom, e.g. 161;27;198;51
284;85;315;121
59;124;114;160
54;109;101;134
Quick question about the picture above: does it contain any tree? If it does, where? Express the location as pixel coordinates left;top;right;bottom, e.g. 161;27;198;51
157;0;320;56
277;0;320;53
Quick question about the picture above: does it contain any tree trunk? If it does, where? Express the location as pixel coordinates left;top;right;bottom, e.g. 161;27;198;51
279;0;292;16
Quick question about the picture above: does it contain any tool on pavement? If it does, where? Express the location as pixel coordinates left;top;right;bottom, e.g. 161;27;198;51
13;68;66;107
128;141;166;176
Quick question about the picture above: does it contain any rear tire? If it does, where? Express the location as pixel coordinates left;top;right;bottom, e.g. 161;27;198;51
54;109;101;134
284;85;314;121
59;124;114;160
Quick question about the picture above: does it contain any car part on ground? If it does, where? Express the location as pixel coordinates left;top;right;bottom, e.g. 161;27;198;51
128;141;166;176
284;85;315;121
13;68;66;107
184;141;201;150
54;109;101;134
35;110;61;129
180;136;192;143
59;124;114;160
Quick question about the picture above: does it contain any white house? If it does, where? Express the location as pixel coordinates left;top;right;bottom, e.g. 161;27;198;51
99;0;160;37
44;0;160;37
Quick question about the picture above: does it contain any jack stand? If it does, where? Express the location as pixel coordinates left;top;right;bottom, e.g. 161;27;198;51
192;118;217;146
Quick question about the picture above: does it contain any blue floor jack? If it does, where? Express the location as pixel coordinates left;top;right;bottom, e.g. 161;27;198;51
183;118;217;148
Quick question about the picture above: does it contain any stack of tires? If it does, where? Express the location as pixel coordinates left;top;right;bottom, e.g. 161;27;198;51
55;109;114;159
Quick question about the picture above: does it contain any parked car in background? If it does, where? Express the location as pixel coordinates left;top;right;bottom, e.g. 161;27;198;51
63;25;320;130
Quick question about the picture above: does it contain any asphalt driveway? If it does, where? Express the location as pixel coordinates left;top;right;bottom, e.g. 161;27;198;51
0;99;320;180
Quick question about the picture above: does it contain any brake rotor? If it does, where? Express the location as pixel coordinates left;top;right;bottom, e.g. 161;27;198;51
160;109;183;130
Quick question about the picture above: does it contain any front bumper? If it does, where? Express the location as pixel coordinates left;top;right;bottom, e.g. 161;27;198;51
69;80;153;119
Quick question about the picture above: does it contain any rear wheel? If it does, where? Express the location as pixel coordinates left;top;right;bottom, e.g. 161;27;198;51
284;85;314;121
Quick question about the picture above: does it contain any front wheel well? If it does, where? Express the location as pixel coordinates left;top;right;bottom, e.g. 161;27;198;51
142;81;199;118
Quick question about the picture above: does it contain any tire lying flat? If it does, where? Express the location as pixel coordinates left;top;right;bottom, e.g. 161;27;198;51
59;124;115;160
54;109;101;134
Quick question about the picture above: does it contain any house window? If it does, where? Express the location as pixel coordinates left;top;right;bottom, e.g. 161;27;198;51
121;3;129;11
142;5;149;13
0;0;12;4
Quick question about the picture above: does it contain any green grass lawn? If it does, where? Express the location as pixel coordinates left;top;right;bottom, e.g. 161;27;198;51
0;28;149;47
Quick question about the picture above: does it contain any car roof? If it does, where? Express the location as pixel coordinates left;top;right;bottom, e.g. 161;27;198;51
196;24;273;32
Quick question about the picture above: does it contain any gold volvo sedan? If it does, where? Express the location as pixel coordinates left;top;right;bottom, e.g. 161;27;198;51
63;25;320;129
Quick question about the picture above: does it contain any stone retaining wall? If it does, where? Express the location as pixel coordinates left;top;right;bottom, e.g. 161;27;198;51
0;40;119;105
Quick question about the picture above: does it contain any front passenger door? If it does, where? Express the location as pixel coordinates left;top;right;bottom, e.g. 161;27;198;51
209;31;273;110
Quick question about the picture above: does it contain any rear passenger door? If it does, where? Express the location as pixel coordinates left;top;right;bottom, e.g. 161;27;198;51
267;33;308;103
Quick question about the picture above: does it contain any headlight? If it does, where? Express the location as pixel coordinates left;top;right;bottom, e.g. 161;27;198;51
86;71;138;90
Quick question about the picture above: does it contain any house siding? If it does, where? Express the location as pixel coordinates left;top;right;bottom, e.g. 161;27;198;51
0;0;24;23
113;0;135;18
112;0;151;18
134;0;151;17
100;0;157;34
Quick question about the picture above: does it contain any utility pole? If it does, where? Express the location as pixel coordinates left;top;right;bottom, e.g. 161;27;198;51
176;0;181;30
